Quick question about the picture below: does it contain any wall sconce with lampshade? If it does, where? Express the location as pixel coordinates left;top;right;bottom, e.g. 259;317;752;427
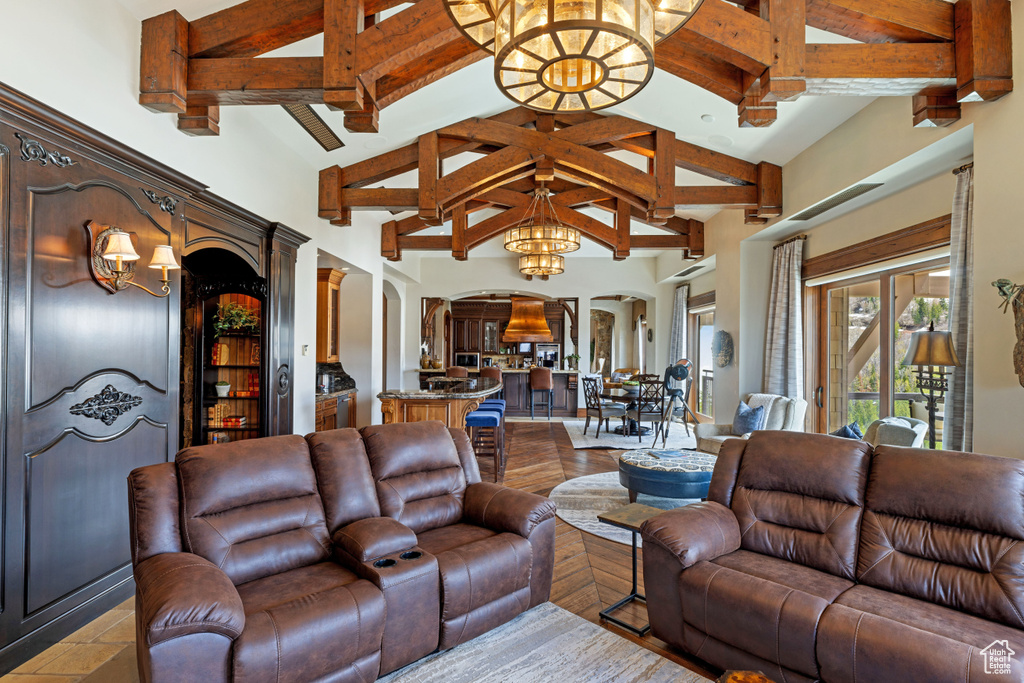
901;321;961;449
85;221;179;297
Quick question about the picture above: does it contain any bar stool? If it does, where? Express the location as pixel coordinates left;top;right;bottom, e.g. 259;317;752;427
465;408;504;481
529;366;554;420
480;366;502;398
481;398;506;465
447;366;469;378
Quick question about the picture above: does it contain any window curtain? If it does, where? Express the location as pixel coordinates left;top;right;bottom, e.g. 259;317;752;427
763;239;804;399
944;167;974;451
667;284;688;387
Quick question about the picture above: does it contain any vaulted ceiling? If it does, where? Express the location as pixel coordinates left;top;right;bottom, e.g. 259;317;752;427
131;0;1011;261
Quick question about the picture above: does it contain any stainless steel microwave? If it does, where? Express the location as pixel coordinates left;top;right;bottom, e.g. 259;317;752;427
454;352;479;368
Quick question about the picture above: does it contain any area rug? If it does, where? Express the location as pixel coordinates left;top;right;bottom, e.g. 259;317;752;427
380;602;707;682
548;471;699;546
562;419;696;451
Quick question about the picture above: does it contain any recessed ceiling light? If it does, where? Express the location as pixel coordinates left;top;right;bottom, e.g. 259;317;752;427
700;114;715;123
341;267;350;271
514;291;520;294
709;134;734;147
480;291;486;294
364;135;389;150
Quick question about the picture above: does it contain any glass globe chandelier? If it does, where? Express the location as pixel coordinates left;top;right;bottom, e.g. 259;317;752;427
503;188;580;254
520;253;565;275
444;0;704;112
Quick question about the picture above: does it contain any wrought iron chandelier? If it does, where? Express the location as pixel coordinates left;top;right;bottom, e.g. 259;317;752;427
444;0;704;112
519;253;565;275
503;188;580;254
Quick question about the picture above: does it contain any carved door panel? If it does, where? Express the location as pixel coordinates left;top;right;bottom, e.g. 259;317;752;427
0;124;182;662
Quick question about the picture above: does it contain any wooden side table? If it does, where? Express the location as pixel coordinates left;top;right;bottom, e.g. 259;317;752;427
596;502;664;636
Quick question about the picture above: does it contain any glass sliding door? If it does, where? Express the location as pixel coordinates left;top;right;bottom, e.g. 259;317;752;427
689;309;715;417
818;259;950;444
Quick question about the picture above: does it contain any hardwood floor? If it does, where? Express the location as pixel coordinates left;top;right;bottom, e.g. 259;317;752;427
482;420;719;681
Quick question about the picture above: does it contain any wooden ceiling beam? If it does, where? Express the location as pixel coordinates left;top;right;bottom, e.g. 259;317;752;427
674;0;772;74
955;0;1013;103
185;57;324;106
674;185;759;208
376;38;487;109
655;36;748;105
761;0;806;102
337;188;418;210
805;0;954;44
356;0;464;84
804;43;955;80
188;0;325;59
323;0;364;111
437;147;539;209
912;90;961;127
397;235;453;251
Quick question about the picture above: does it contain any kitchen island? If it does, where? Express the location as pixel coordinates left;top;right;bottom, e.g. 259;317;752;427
416;369;578;418
379;377;502;429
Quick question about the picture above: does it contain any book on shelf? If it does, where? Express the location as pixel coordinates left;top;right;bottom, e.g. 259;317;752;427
228;390;258;397
211;343;229;366
222;416;247;427
208;431;231;444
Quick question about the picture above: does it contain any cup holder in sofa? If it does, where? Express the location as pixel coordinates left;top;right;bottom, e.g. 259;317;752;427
400;551;422;561
373;558;397;568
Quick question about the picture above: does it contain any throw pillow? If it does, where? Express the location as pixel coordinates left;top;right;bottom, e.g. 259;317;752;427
830;422;863;440
732;401;766;436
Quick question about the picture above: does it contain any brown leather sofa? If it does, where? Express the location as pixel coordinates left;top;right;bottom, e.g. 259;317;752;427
128;421;555;682
641;431;1024;683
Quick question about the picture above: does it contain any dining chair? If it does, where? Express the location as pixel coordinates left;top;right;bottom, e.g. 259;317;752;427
582;376;626;438
627;376;666;444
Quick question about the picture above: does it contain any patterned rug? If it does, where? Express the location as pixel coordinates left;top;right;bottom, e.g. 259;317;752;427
548;471;700;546
562;419;697;450
381;602;708;682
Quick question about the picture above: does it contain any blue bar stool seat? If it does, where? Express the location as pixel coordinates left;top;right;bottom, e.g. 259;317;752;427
465;408;504;481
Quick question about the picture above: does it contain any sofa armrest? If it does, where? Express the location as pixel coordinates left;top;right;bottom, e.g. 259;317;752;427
694;423;734;440
640;502;741;569
463;482;556;538
333;517;417;563
134;552;244;646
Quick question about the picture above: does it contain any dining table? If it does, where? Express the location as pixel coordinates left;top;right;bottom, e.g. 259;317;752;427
600;387;652;437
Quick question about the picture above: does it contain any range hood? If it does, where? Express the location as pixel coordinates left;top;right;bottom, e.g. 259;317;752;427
502;297;553;343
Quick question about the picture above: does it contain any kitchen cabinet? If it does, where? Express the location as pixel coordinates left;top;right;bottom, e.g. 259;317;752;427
316;269;345;363
483;320;500;352
315;391;357;431
467;320;481;352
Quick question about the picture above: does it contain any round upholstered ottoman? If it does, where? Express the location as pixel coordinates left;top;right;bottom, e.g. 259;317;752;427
617;449;716;503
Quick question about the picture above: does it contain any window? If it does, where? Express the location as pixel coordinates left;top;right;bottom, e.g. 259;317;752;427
817;259;949;446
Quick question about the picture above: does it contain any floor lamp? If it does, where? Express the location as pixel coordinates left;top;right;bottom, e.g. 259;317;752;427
902;321;961;449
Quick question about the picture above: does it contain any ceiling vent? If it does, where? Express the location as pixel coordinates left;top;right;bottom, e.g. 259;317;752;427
790;183;884;221
674;264;704;278
281;104;344;152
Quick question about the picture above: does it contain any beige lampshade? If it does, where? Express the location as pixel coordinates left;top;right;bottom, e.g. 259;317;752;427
902;323;961;368
101;230;140;261
148;244;180;270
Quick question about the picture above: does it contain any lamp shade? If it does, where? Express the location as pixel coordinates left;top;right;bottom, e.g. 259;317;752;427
148;244;180;270
902;322;961;368
101;230;140;261
502;297;554;342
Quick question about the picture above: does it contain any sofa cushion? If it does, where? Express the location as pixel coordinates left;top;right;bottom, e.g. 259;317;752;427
361;422;468;534
421;527;532;650
680;550;853;679
817;585;1024;683
731;401;765;435
306;429;381;534
731;432;872;580
697;434;736;455
176;435;331;585
233;562;385;683
858;446;1024;629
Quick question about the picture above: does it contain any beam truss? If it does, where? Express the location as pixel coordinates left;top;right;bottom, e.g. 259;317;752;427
140;0;1012;135
320;108;783;260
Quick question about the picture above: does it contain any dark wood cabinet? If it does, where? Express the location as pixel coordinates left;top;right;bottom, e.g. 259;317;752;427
467;320;481;352
503;374;526;411
315;392;357;431
453;319;468;353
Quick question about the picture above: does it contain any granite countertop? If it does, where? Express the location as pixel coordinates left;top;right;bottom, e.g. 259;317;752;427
379;377;502;400
417;368;578;375
315;388;358;400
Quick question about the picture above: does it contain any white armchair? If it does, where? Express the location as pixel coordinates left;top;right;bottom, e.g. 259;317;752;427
863;416;929;448
695;393;808;455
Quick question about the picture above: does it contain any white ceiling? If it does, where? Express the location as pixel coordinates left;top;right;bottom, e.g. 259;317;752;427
119;0;879;258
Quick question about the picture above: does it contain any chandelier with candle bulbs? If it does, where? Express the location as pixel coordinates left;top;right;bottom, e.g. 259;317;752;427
444;0;704;112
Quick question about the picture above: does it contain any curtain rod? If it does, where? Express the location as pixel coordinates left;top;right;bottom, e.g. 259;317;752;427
953;162;974;175
774;234;807;249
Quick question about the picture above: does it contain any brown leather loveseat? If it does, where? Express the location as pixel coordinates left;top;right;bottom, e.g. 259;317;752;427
641;431;1024;682
128;421;555;682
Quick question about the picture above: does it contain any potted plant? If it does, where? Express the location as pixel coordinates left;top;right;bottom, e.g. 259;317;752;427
215;380;230;397
565;353;581;371
213;303;260;338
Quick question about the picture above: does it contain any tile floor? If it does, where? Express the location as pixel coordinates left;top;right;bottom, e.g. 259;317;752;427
1;597;136;683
